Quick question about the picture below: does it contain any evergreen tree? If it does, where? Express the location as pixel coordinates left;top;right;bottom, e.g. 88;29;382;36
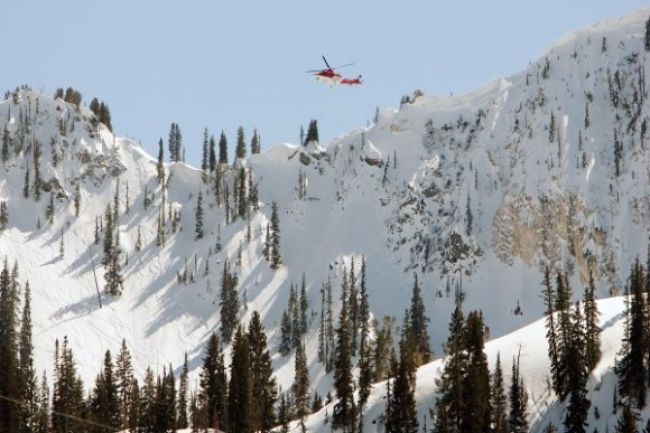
218;131;228;165
584;267;601;371
2;124;9;163
508;353;529;433
115;339;134;430
33;140;41;201
615;403;638;433
0;257;19;433
35;372;50;433
292;342;310;419
73;183;81;217
462;311;491;433
434;296;466;433
300;274;308;337
385;338;419;433
209;135;217;173
564;302;591;433
219;260;239;342
270;202;283;269
23;164;29;199
198;333;227;431
251;128;261;154
201;127;209;180
333;271;355;430
645;16;650;52
235;126;246;160
490;353;508;433
156;138;165;184
195;190;204;240
228;326;252;433
89;350;120;431
279;310;292;356
555;272;573;400
177;352;189;429
248;312;277;433
238;167;247;218
407;273;431;365
617;261;647;408
0;201;8;232
542;266;561;396
19;281;39;433
52;337;85;433
359;256;371;357
305;119;319;144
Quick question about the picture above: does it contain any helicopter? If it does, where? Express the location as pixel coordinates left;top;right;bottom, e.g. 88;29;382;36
306;56;362;86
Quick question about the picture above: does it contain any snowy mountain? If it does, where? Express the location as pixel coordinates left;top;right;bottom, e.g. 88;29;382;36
2;7;650;432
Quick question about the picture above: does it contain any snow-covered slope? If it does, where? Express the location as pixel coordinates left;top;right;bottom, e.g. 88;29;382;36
303;297;627;433
2;7;650;430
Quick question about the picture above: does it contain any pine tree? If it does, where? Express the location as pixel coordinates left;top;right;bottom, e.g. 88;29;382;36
645;16;650;52
89;350;121;431
46;192;55;224
72;183;81;217
248;311;277;433
359;256;370;357
176;353;189;429
201;127;209;180
1;124;9;163
115;339;134;430
615;403;638;433
18;281;39;433
23;164;30;199
235;126;246;160
407;273;431;365
292;342;310;419
508;353;528;433
0;201;8;232
270;202;282;269
434;297;466;433
462;311;491;433
52;337;85;433
333;271;355;430
564;302;591;433
198;333;227;431
238;167;247;218
300;274;308;336
555;272;573;400
219;260;239;342
617;260;647;408
228;326;252;433
490;353;508;433
195;190;204;240
305;119;319;144
251;128;261;154
156;138;165;184
349;260;359;356
35;372;50;433
279;310;292;356
219;131;228;165
584;267;601;371
33;140;41;201
385;338;419;433
0;257;19;433
542;266;561;396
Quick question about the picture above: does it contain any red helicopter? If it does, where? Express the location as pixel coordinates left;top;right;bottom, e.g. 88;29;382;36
307;56;362;87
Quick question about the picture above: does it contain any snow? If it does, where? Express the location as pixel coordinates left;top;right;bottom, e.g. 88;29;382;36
0;7;650;431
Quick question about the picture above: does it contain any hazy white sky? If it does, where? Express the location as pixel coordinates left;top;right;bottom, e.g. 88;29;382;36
3;1;649;163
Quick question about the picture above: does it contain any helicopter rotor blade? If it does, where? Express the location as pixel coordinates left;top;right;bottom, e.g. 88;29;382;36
322;55;332;69
330;63;355;70
305;69;322;73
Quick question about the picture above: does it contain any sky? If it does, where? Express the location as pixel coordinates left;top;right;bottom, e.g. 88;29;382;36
3;0;650;165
